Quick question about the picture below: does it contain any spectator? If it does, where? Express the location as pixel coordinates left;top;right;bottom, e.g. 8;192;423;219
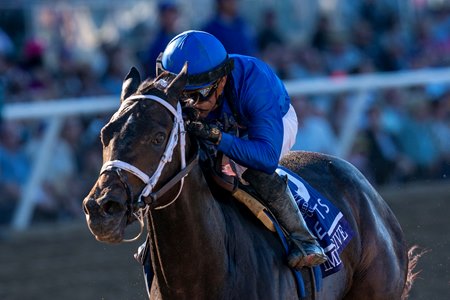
53;117;86;219
410;17;436;68
323;32;364;75
256;8;292;79
78;139;103;198
256;8;284;53
0;120;30;224
0;27;14;58
428;6;450;66
350;19;379;65
347;133;372;183
397;94;440;180
24;120;80;221
380;88;409;138
202;0;257;56
143;1;180;78
18;38;60;101
358;0;396;35
289;45;327;79
429;94;450;179
328;94;350;137
363;106;402;185
102;43;137;95
376;17;410;71
291;96;337;155
310;14;331;52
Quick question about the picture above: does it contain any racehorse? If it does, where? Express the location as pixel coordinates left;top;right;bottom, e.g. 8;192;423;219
83;65;418;299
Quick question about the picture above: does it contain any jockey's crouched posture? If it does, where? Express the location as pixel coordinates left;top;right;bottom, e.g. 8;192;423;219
157;30;327;269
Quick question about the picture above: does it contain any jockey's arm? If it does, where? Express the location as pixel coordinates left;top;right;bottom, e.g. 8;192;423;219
217;87;284;174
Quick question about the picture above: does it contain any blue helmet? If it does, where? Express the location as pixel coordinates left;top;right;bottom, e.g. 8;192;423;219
157;30;234;90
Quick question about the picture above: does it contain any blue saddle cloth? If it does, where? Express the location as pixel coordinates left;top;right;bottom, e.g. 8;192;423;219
276;166;354;278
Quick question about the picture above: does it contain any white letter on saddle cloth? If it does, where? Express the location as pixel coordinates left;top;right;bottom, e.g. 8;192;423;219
276;169;311;202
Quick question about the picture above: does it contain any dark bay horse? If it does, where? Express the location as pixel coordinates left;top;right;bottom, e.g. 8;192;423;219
83;65;417;299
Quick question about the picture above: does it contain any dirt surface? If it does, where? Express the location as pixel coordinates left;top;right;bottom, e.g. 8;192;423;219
380;181;450;300
0;181;448;300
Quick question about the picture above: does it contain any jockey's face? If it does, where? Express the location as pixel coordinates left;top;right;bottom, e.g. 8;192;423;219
191;76;227;119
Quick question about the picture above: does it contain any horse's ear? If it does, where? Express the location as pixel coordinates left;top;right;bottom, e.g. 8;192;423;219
165;62;188;104
121;67;141;103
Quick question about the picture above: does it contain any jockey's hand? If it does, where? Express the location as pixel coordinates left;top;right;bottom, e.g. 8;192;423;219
186;120;222;145
182;107;200;122
221;112;238;134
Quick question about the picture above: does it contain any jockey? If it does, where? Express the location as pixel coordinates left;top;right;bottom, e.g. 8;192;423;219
157;30;327;269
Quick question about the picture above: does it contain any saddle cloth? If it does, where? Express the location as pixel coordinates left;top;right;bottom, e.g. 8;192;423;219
275;166;354;278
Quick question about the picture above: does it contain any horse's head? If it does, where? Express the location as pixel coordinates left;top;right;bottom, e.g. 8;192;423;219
83;64;191;243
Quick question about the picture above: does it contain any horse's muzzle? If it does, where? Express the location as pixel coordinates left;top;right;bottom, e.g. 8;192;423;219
83;195;128;243
84;193;127;216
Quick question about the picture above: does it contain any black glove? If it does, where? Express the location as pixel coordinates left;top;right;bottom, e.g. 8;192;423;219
182;106;201;122
186;120;222;145
220;112;238;135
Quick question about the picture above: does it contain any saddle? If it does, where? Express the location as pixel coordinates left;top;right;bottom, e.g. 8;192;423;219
199;146;276;232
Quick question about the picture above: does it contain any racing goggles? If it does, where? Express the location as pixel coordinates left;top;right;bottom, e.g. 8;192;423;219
181;81;219;106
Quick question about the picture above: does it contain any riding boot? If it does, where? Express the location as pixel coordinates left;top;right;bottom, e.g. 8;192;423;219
242;169;328;269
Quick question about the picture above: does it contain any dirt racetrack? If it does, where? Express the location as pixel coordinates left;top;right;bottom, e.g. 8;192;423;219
0;180;449;300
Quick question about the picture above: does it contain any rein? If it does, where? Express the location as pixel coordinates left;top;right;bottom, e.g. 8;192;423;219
100;94;198;241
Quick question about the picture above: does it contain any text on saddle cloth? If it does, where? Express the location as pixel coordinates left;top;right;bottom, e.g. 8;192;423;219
276;166;355;278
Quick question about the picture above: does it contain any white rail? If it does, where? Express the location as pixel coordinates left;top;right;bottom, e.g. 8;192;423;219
283;67;450;94
4;96;118;120
3;67;450;230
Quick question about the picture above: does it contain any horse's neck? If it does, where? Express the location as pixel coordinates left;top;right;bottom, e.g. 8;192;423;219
147;165;228;294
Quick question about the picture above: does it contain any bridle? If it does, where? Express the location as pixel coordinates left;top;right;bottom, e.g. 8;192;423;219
99;94;198;241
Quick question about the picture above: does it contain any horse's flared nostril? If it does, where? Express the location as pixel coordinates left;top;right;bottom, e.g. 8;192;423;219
84;199;98;216
101;200;125;215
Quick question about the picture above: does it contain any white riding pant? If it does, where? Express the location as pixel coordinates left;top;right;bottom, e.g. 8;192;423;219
280;104;299;159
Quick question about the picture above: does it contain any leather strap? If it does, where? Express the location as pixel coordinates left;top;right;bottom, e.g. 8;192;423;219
146;154;199;206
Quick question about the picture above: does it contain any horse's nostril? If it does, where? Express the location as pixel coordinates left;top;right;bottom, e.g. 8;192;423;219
84;199;99;215
101;201;124;215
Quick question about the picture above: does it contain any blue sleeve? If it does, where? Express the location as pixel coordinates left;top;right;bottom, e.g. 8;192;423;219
217;59;284;174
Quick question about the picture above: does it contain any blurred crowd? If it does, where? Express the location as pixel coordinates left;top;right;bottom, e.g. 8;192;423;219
0;0;449;226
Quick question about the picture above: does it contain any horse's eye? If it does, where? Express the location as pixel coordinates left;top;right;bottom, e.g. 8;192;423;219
152;132;166;145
